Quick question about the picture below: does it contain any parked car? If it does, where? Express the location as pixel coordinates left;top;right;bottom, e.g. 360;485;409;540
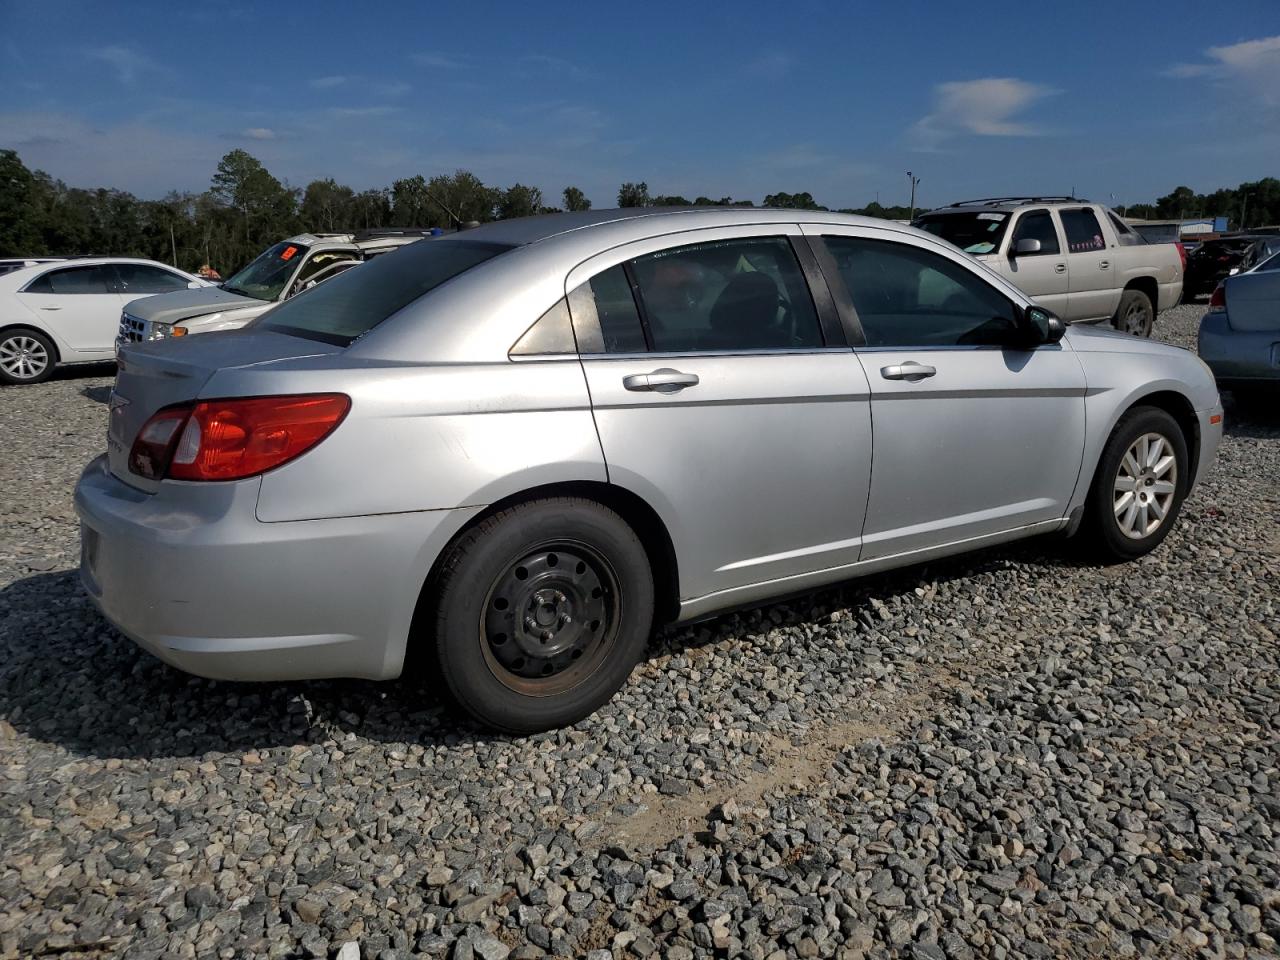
77;208;1222;732
1198;249;1280;395
1235;236;1280;275
0;257;66;277
0;258;209;385
116;231;427;348
914;197;1184;336
1182;235;1268;298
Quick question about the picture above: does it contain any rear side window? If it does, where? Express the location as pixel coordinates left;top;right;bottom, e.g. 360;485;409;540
1010;211;1060;256
25;265;114;294
822;236;1020;347
115;263;190;294
568;265;648;354
259;239;511;345
1060;209;1107;253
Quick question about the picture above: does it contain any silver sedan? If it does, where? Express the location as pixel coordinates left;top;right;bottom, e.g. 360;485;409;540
76;209;1223;732
1198;250;1280;395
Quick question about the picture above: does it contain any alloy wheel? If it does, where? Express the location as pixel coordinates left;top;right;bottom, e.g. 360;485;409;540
480;541;620;696
1113;432;1178;539
1119;298;1151;336
0;335;50;381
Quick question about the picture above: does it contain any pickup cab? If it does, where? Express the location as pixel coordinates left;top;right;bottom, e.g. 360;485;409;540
914;198;1184;336
116;231;427;348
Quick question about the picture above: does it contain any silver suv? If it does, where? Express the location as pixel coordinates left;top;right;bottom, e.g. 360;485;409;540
77;209;1222;732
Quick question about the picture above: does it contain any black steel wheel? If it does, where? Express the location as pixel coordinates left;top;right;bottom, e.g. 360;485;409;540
430;497;654;733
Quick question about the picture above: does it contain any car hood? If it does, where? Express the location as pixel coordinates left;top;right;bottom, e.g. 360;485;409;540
1064;323;1191;357
123;286;269;325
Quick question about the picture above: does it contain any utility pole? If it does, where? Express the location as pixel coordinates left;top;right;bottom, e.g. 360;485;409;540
1240;193;1251;231
906;171;921;221
170;223;177;267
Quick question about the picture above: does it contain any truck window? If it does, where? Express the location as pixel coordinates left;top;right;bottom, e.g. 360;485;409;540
1010;211;1060;256
1060;209;1107;253
1106;212;1142;246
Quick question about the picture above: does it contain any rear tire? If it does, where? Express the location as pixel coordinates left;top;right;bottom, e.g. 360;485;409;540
1112;289;1154;337
0;328;56;385
1082;407;1188;562
430;497;654;733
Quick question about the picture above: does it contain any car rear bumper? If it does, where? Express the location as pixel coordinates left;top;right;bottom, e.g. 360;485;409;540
1198;314;1280;384
74;455;478;681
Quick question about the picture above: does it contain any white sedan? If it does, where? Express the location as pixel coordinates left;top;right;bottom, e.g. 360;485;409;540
0;258;210;385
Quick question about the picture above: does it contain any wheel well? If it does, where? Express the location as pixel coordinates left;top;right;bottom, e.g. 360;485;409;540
1127;390;1200;480
0;324;61;363
410;481;681;663
1124;276;1159;312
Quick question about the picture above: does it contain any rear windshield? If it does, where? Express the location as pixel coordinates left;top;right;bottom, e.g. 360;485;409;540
913;212;1011;255
258;238;512;346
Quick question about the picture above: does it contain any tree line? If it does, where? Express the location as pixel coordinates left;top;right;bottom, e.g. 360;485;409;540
2;148;1276;274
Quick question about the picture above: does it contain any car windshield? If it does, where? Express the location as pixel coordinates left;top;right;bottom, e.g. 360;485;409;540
913;212;1011;255
258;238;512;346
222;241;312;301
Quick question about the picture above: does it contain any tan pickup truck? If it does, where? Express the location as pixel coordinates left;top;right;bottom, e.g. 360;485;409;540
914;197;1185;336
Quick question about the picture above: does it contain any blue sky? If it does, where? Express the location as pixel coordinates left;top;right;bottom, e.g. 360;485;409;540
2;1;1278;210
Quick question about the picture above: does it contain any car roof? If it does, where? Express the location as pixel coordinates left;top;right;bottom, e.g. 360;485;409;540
921;198;1093;215
0;257;194;289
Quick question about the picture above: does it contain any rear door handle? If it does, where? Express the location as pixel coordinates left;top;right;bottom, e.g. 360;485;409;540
1054;263;1066;274
622;368;700;393
1099;260;1110;270
40;306;62;311
880;362;936;382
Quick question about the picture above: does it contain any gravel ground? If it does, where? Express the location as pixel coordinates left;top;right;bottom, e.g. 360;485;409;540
1;305;1276;960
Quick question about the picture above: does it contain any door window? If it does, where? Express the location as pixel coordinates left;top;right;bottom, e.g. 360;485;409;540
290;251;358;296
1010;211;1060;256
822;236;1021;347
114;263;191;294
23;265;115;294
1060;209;1107;253
568;265;648;354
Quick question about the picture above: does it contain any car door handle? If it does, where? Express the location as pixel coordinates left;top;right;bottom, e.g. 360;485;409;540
622;369;700;393
40;305;62;311
880;362;936;382
1099;260;1110;270
1054;263;1066;274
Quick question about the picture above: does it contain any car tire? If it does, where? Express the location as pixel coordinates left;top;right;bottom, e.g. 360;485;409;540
430;497;654;733
0;327;57;385
1083;406;1189;562
1112;289;1154;337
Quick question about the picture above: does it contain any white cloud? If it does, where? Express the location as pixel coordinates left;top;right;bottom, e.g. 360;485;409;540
746;52;791;80
411;51;467;69
1167;35;1280;106
329;105;401;118
88;45;155;84
910;78;1054;150
310;75;347;89
241;127;277;140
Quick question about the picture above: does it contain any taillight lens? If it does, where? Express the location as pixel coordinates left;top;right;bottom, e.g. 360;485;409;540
128;394;350;482
1207;284;1226;314
1175;242;1187;272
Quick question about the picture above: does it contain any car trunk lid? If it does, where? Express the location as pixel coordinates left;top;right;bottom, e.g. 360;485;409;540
107;331;339;490
1224;271;1280;332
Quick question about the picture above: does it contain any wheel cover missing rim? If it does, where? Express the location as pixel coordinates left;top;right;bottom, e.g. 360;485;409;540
1113;432;1178;539
480;541;620;696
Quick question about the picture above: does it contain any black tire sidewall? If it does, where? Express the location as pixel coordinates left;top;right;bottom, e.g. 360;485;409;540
0;328;56;385
433;498;654;733
1087;407;1189;561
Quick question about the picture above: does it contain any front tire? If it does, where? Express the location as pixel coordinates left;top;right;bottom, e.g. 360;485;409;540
1083;407;1188;561
1113;289;1154;337
0;328;56;385
430;497;654;733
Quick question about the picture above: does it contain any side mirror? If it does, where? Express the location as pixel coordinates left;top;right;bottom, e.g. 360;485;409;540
1013;238;1042;256
1025;306;1066;344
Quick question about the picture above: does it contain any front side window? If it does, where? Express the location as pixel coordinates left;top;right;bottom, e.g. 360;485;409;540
258;238;510;346
222;241;313;302
1010;211;1060;256
24;265;114;294
1060;209;1107;253
115;263;190;294
289;251;359;296
822;236;1021;348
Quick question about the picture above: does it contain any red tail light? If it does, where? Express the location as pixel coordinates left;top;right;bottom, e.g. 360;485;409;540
1175;242;1187;272
1207;284;1226;314
129;394;350;482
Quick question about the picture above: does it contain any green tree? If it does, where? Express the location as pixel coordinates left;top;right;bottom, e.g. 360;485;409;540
763;191;824;210
497;183;543;220
617;181;650;208
0;150;49;255
209;149;298;266
301;178;356;232
421;170;498;227
562;186;591;211
651;195;691;206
